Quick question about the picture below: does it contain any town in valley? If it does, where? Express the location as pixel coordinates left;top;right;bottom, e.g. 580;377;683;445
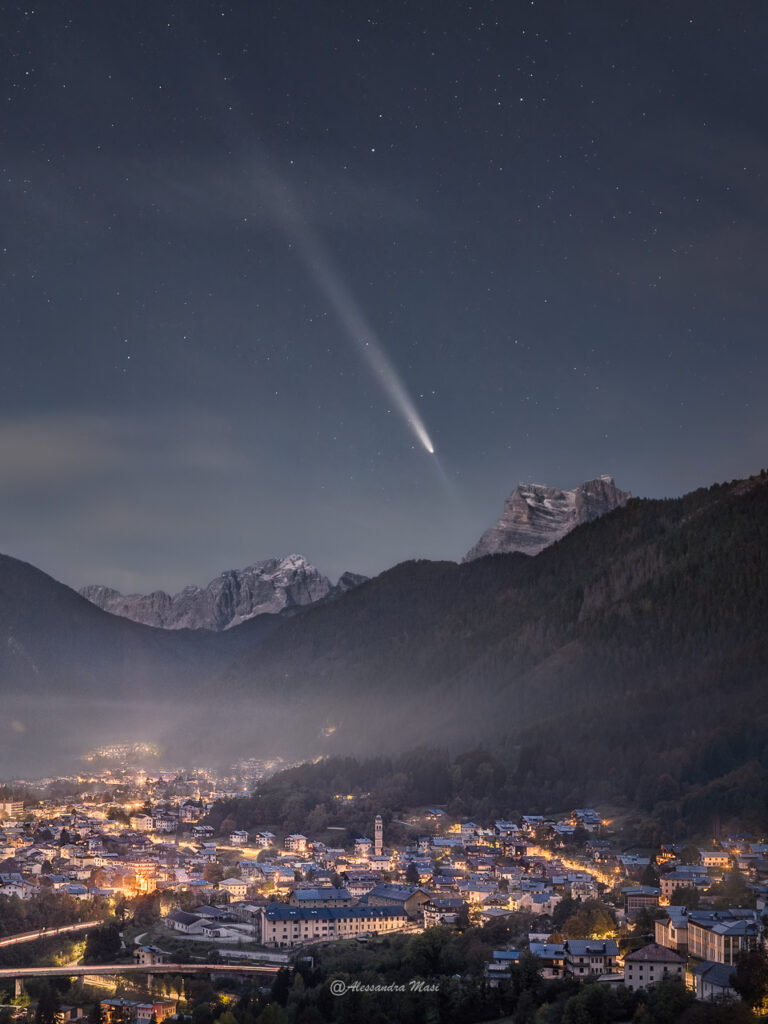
0;746;765;1024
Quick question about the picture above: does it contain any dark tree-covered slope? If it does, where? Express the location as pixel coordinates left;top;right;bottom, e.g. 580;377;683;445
2;469;767;814
0;554;277;698
222;471;768;812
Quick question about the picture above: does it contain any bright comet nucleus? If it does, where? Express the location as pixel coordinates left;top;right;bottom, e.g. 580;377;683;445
268;176;436;457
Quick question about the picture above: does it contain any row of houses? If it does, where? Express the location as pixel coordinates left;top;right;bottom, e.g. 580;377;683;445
490;936;745;1003
488;904;763;1006
100;998;176;1023
488;938;620;983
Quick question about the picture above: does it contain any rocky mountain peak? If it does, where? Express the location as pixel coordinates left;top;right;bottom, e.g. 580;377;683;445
79;554;366;631
463;475;630;561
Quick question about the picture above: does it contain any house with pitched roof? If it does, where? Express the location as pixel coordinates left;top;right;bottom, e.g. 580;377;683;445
564;939;620;978
690;961;741;1002
485;950;520;984
365;883;432;918
624;943;686;991
529;941;567;978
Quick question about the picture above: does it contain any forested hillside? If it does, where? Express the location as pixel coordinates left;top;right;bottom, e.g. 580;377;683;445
3;468;768;824
222;470;768;830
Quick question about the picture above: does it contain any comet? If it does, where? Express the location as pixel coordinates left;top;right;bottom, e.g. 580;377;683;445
300;238;436;455
269;180;436;455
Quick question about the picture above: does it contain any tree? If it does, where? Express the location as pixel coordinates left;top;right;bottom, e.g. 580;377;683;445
191;1003;215;1024
456;902;470;931
558;899;615;939
113;896;129;926
670;885;700;910
730;944;768;1010
679;1000;754;1023
405;862;420;886
640;862;659;887
11;987;29;1009
255;1007;288;1024
270;970;291;1008
633;908;662;938
407;926;454;976
643;978;694;1021
203;862;224;884
293;1009;323;1024
552;895;578;931
84;923;121;963
712;869;753;909
133;893;162;927
679;845;701;866
35;984;60;1024
514;989;538;1024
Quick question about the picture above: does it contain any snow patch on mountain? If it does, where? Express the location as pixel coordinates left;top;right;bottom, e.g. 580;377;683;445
80;555;367;631
463;475;631;561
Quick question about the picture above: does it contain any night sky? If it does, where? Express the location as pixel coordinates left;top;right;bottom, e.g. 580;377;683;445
2;1;766;593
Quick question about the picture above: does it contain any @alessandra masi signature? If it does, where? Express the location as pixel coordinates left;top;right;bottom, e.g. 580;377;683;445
330;979;440;996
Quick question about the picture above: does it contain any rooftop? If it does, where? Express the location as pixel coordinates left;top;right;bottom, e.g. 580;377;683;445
625;943;686;964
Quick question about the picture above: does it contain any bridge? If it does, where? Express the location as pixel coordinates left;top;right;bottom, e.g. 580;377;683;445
0;921;103;949
0;961;288;998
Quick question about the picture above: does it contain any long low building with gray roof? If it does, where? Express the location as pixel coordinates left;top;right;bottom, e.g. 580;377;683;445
260;903;411;947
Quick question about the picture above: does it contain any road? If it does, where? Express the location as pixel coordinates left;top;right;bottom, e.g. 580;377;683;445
0;920;102;948
0;962;285;981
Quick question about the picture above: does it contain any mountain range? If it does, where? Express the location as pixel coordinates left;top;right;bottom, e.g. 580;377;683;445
79;555;367;631
77;475;625;628
1;467;767;824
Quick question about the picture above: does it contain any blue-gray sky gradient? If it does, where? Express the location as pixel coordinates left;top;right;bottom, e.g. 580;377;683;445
1;2;766;591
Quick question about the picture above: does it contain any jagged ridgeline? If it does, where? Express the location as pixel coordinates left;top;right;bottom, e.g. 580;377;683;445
220;470;768;824
463;474;631;560
1;469;768;826
79;554;367;630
